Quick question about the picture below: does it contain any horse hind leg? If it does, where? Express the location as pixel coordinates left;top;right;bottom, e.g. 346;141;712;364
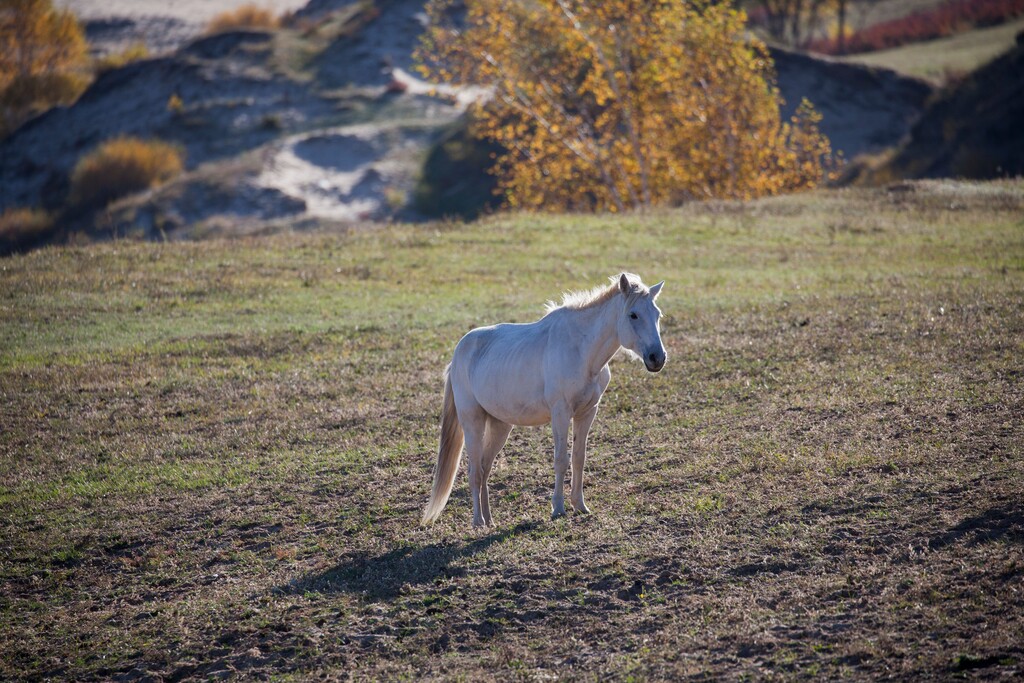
480;417;513;527
459;407;489;528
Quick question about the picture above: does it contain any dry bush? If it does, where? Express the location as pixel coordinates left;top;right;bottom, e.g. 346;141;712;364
0;206;54;251
95;42;149;73
0;0;88;88
206;4;280;34
0;0;90;138
0;71;90;136
69;137;185;208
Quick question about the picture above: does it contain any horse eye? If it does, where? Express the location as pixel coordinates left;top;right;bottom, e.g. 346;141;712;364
629;312;638;320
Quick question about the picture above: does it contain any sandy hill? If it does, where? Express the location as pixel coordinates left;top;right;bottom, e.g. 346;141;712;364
2;0;466;244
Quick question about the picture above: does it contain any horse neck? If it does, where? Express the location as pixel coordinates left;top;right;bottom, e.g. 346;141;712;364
571;295;623;375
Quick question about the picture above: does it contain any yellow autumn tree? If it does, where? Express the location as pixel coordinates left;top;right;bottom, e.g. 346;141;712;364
417;0;840;211
0;0;89;137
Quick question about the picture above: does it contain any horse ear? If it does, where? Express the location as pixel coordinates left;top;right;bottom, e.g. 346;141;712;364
618;273;630;294
649;281;664;300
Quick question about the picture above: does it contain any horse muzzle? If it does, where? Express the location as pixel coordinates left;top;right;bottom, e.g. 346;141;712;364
644;350;666;373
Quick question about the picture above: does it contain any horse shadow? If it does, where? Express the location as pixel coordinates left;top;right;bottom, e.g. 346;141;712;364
927;502;1024;550
279;520;541;600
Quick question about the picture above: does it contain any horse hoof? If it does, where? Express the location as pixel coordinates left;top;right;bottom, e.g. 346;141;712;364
574;505;592;515
551;508;566;520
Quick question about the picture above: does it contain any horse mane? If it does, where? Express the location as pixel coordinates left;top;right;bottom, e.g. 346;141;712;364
544;273;648;314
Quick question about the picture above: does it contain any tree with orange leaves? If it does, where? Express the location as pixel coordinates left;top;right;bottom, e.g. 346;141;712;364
0;0;89;137
417;0;840;211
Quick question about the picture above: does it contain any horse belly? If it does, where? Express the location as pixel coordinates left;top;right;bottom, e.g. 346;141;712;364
472;375;550;426
456;323;554;426
484;400;551;427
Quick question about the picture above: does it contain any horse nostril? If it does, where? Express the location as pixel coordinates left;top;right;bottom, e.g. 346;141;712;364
648;353;658;363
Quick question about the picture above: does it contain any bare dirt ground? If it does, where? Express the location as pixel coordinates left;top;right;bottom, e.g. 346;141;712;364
1;182;1021;680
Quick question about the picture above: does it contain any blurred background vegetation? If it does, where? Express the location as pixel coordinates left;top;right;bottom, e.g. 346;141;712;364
0;0;1022;253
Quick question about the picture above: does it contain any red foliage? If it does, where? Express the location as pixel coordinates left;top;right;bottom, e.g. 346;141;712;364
808;0;1024;55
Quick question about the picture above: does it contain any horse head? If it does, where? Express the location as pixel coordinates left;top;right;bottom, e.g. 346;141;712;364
616;273;666;373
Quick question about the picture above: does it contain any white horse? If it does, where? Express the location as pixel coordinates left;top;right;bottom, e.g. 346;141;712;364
422;273;666;527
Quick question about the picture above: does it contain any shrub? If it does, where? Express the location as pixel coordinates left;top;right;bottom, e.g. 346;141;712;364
206;4;280;34
0;0;89;137
415;118;502;219
0;206;54;252
69;137;185;208
95;42;149;73
0;71;90;136
167;93;184;113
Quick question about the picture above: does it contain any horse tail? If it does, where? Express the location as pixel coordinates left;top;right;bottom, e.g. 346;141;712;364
422;363;464;525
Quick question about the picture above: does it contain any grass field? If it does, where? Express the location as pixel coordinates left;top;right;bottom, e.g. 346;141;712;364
840;17;1024;82
2;181;1023;680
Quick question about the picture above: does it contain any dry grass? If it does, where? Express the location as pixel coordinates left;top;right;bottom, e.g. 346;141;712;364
206;4;281;34
94;42;150;74
0;207;54;251
1;182;1022;680
0;72;90;139
69;136;184;208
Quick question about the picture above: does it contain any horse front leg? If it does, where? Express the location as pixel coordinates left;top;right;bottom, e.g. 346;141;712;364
570;405;598;514
550;405;571;519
